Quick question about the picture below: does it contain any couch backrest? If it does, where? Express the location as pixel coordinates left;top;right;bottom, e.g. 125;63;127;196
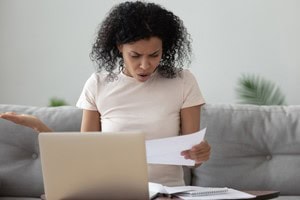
2;104;300;196
0;104;82;197
190;104;300;195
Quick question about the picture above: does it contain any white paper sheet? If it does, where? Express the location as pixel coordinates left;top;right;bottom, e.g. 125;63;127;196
146;128;206;166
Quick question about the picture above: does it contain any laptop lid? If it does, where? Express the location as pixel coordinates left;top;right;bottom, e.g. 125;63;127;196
39;132;149;200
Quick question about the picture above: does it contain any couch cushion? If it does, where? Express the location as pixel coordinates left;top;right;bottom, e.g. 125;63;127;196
0;104;82;197
192;104;300;195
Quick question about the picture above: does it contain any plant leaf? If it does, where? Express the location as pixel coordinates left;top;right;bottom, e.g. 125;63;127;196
236;74;286;105
49;97;68;107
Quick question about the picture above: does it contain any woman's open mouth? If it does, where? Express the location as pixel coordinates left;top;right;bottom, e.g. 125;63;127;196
137;73;150;81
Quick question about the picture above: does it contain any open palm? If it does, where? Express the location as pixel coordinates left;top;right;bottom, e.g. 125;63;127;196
0;112;52;133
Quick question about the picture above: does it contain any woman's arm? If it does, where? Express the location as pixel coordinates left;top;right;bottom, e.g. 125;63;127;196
0;109;101;133
80;109;101;132
180;105;201;135
180;105;211;165
0;112;53;133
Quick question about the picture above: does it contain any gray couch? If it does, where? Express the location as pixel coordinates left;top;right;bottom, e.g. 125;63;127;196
0;104;299;199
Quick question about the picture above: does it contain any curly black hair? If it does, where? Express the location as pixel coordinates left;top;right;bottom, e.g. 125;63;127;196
90;1;192;80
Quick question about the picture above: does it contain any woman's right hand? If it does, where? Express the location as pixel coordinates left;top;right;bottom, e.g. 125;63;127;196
0;112;53;133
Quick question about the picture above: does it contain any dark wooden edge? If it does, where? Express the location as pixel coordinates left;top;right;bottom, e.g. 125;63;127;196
242;191;280;200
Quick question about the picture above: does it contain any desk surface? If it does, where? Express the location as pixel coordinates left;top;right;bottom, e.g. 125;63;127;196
155;190;280;200
41;190;280;200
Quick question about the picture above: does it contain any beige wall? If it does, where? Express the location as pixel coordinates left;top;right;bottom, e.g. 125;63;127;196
1;0;299;106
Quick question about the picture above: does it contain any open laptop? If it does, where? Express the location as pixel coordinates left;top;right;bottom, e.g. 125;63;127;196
39;132;150;200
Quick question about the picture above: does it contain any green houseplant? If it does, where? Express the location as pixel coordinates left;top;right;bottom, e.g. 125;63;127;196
48;97;68;107
236;74;286;105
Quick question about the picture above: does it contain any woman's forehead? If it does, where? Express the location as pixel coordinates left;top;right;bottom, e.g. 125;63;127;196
123;37;162;52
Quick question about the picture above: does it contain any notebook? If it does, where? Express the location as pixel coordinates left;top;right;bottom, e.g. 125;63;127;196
178;187;228;197
149;182;228;197
38;132;149;200
149;182;255;199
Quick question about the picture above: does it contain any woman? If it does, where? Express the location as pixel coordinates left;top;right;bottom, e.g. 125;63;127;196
0;1;210;186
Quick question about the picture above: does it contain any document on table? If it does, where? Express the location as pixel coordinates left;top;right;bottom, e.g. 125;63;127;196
149;182;256;200
146;128;206;166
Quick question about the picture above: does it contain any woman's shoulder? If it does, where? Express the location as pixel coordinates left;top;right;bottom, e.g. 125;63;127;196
155;69;196;83
180;68;195;77
87;71;116;83
174;68;196;81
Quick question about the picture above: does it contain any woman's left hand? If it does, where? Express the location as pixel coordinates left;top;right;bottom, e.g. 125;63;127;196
181;140;211;166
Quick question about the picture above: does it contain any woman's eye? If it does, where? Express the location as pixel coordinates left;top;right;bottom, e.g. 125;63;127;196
150;54;159;58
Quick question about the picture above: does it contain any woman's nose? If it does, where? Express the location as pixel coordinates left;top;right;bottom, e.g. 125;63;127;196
140;58;150;70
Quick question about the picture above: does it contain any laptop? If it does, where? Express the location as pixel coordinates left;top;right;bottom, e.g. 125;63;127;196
39;132;150;200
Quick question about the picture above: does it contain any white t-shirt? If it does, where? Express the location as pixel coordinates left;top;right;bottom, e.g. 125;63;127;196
76;69;205;186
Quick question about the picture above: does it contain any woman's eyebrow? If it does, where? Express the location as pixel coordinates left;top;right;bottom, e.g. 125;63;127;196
130;49;161;56
149;50;161;55
130;51;141;55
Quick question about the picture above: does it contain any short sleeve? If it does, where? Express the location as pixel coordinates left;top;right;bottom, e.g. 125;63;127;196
76;73;99;111
182;70;205;109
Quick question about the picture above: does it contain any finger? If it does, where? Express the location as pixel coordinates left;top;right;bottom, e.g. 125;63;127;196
183;140;211;160
0;112;17;119
191;146;210;156
184;154;191;160
191;141;207;149
193;146;211;158
4;112;17;115
189;146;211;159
181;150;194;160
193;151;211;163
193;146;211;155
0;114;22;123
180;149;189;156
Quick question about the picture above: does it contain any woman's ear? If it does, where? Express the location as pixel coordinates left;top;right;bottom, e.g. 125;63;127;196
117;44;123;53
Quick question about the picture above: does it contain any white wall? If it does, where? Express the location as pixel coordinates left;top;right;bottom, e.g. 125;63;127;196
1;0;299;106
